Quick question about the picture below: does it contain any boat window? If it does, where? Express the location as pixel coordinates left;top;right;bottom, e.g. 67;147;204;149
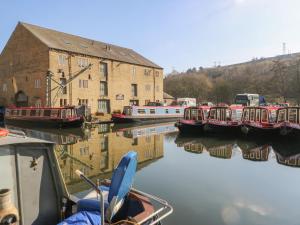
243;109;249;121
198;110;203;121
138;109;146;114
12;110;18;116
61;109;66;118
18;110;22;116
250;109;255;121
210;109;216;119
277;109;286;122
288;108;297;123
184;109;191;119
226;109;231;121
255;109;260;122
30;110;36;116
165;109;169;114
150;109;155;114
21;110;27;116
216;109;221;120
51;109;59;117
269;110;276;123
44;110;51;117
203;110;209;119
176;109;180;113
261;109;268;122
191;109;198;120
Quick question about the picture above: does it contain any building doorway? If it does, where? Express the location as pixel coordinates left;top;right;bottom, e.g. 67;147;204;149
98;100;110;114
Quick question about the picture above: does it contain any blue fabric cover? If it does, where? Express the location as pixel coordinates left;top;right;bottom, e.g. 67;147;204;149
57;211;101;225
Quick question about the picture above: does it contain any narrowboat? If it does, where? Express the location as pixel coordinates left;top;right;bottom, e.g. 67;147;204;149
205;105;243;132
175;106;210;134
0;129;173;225
112;105;185;124
277;107;300;136
5;106;84;128
241;106;282;135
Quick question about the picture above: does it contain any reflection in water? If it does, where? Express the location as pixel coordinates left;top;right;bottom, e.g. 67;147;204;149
175;135;300;167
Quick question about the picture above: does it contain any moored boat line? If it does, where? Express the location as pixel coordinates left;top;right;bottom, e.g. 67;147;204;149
176;105;300;137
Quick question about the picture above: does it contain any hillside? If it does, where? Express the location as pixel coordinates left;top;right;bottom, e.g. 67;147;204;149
164;53;300;104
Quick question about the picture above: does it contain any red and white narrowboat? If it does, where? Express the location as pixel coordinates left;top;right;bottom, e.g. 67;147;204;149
241;106;282;135
5;106;84;128
277;107;300;136
205;105;243;132
175;106;210;134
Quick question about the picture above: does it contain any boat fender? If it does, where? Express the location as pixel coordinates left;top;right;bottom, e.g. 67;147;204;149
0;189;19;224
0;129;8;137
241;126;249;135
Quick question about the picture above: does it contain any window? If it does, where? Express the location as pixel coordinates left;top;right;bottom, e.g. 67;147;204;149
277;109;286;122
21;110;27;116
132;66;136;76
2;83;7;92
58;55;67;65
184;109;191;120
176;109;180;114
60;99;67;106
130;100;139;106
30;110;36;116
100;81;108;96
288;109;298;123
243;109;249;121
44;110;51;117
78;57;89;68
78;99;88;105
150;109;155;114
60;78;67;94
131;84;137;97
250;109;255;121
191;109;198;120
34;79;41;88
98;100;110;113
100;62;108;80
165;109;169;114
255;109;260;122
79;80;88;88
261;109;268;122
145;84;151;91
138;109;146;114
144;69;151;76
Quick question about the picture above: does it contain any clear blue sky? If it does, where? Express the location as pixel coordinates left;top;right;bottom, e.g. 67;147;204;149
1;0;300;73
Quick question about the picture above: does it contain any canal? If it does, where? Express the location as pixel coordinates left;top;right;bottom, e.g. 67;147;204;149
4;122;300;225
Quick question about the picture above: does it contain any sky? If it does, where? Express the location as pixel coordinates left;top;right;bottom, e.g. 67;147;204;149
1;0;300;73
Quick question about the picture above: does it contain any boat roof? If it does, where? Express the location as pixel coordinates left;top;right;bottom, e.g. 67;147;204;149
7;106;76;110
244;106;283;110
0;133;52;146
210;105;243;110
185;106;211;110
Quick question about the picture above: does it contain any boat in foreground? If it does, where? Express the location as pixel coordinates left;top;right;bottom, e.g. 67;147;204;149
0;129;173;225
112;105;185;124
175;106;210;134
5;106;84;128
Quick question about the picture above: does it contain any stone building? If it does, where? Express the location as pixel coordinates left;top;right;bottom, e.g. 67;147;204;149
0;22;163;114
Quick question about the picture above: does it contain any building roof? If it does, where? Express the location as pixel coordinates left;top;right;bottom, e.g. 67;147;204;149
163;92;174;99
20;22;162;69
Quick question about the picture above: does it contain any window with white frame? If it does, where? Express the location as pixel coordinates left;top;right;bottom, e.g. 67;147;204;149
100;62;108;80
2;83;7;92
79;80;88;88
78;57;89;68
58;54;67;65
34;79;41;88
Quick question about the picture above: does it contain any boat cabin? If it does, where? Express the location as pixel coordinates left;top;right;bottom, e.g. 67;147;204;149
242;106;282;128
6;106;79;119
122;105;184;117
183;106;210;122
207;105;243;126
277;107;300;125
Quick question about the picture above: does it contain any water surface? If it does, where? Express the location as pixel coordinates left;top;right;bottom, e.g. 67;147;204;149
8;123;300;225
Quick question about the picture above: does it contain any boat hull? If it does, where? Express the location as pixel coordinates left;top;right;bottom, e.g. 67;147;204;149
241;125;281;136
175;121;205;134
5;117;84;128
112;114;182;124
205;123;241;134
